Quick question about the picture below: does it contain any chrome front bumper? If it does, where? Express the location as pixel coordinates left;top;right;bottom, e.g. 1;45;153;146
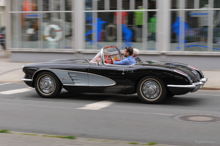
167;78;208;92
21;78;33;82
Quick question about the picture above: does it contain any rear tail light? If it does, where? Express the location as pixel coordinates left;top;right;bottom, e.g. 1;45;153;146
0;35;3;38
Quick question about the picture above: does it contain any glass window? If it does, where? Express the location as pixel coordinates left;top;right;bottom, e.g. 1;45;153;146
214;0;220;8
98;0;105;10
125;10;157;50
85;0;93;11
122;0;129;10
213;10;220;52
184;11;209;51
199;0;209;8
65;12;73;49
43;0;51;11
110;0;117;10
171;0;178;9
65;0;72;11
135;0;143;9
21;13;39;48
43;12;62;49
185;0;194;9
21;0;38;12
53;0;61;11
85;12;117;49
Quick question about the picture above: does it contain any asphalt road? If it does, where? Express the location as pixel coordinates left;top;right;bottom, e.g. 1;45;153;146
0;82;220;146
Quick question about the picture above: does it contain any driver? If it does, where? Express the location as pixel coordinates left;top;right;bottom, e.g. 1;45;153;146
112;47;136;65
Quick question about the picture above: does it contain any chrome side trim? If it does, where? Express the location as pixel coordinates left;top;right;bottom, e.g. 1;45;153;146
167;84;196;88
63;84;88;86
63;84;115;87
21;78;33;82
167;81;204;88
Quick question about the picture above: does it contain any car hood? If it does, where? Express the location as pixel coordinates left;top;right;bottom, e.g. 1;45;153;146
141;61;201;82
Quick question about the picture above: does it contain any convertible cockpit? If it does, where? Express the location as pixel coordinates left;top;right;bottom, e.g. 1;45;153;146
90;46;122;64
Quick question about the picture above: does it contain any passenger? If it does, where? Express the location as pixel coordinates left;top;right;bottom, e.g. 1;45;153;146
132;48;142;63
112;47;136;65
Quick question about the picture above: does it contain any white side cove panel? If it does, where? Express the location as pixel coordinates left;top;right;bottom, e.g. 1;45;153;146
89;74;116;87
50;70;89;86
49;69;115;87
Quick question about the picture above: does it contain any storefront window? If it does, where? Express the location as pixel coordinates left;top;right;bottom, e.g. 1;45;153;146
84;0;157;51
10;0;74;49
170;0;220;52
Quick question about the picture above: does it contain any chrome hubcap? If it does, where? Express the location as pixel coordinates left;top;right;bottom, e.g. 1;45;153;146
142;80;160;99
39;76;55;94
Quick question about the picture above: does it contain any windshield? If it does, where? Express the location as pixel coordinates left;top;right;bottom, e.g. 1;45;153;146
90;46;122;64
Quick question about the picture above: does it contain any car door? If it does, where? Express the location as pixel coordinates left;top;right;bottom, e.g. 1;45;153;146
88;64;128;89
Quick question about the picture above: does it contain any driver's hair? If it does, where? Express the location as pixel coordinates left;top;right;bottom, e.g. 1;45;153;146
125;47;133;56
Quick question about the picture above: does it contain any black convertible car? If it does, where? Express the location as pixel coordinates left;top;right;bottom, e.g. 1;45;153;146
22;46;207;103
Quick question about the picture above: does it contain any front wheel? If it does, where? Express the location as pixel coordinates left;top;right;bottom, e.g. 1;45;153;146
35;71;62;98
137;76;167;104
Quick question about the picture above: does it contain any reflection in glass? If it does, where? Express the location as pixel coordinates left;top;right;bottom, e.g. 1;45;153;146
65;13;72;49
199;0;209;8
85;12;117;49
21;0;38;11
65;0;72;11
53;0;60;11
110;0;117;10
43;0;50;11
213;10;220;52
214;0;220;8
21;12;39;48
98;0;105;10
85;0;92;10
43;13;62;49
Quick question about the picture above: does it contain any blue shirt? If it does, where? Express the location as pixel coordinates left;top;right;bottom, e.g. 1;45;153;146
114;56;136;65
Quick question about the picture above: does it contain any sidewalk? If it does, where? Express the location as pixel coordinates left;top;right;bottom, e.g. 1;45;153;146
0;132;177;146
0;56;219;89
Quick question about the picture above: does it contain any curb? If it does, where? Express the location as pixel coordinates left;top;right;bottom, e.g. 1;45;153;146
0;130;178;146
201;87;220;90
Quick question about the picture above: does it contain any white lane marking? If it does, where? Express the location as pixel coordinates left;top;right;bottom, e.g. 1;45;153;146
77;101;115;110
77;97;127;110
0;82;11;86
0;88;32;95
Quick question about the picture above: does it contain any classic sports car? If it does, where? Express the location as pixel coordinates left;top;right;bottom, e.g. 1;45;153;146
22;46;207;103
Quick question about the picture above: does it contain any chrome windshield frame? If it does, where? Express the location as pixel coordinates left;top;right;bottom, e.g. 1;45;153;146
100;46;122;65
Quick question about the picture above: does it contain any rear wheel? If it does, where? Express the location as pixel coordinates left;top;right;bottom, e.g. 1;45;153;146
137;76;167;103
35;72;62;98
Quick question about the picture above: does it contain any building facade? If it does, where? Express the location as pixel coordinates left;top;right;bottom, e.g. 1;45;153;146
5;0;220;69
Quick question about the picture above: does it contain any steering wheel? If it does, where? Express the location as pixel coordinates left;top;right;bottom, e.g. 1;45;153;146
105;55;113;64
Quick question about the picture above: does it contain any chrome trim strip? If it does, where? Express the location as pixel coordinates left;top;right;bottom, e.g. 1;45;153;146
63;84;116;87
63;84;88;86
32;69;88;81
167;81;204;88
21;78;33;82
167;84;196;88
